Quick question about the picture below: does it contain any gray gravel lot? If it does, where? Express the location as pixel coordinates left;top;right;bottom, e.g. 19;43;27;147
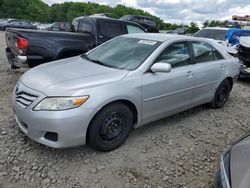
0;31;250;188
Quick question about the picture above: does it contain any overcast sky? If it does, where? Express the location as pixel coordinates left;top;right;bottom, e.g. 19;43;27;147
42;0;250;24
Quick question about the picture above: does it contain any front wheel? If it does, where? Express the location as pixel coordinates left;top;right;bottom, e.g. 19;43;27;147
87;103;133;152
209;79;231;108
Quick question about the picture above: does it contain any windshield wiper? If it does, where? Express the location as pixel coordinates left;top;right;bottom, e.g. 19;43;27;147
81;54;114;67
82;54;104;65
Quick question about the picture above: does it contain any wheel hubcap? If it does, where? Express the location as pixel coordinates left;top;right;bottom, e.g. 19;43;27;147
101;112;123;141
218;85;228;102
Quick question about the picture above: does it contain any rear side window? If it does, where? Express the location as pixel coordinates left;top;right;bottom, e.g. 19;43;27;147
126;24;145;34
155;42;191;68
192;42;224;63
78;21;92;34
100;21;125;38
72;20;79;31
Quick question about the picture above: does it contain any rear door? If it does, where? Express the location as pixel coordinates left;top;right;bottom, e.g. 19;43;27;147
191;41;227;105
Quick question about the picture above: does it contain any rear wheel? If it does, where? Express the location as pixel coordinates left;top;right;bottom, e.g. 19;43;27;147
88;103;133;152
209;79;231;108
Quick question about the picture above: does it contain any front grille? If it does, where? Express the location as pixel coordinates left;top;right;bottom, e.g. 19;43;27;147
15;91;38;108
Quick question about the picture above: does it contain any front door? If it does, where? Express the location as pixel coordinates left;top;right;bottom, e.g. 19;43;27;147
142;41;195;122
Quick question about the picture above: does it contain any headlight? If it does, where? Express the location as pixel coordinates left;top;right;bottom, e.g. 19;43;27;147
34;96;89;111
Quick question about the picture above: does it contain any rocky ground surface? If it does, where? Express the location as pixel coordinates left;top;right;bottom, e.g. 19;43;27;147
0;31;250;188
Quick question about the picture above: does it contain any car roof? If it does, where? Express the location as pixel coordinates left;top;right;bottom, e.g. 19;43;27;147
73;16;146;31
124;15;154;19
202;27;229;31
123;33;202;42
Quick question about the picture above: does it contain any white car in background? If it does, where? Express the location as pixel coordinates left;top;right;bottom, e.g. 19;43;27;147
193;27;229;46
194;27;238;55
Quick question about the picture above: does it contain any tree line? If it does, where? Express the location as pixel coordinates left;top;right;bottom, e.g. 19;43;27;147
0;0;203;32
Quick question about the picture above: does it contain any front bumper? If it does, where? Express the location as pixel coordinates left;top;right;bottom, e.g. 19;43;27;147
12;82;95;148
239;64;250;78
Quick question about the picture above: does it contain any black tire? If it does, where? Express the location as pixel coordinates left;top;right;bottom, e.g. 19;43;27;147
88;103;133;152
209;79;231;108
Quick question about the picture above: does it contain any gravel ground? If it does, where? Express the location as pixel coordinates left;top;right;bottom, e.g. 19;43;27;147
0;31;250;188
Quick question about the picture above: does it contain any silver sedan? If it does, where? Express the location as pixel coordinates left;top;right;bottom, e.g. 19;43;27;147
13;33;240;151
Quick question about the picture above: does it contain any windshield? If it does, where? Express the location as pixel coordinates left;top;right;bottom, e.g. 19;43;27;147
83;37;161;70
193;29;227;41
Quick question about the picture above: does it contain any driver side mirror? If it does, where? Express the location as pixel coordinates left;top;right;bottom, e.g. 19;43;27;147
151;62;171;73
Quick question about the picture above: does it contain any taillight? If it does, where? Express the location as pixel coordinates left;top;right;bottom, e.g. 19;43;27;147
17;36;29;49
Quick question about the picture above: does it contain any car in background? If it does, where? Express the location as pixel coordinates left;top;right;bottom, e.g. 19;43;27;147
12;33;240;151
37;23;51;30
215;134;250;188
0;19;8;30
193;27;229;46
3;19;37;30
5;16;146;68
45;22;72;32
120;15;158;32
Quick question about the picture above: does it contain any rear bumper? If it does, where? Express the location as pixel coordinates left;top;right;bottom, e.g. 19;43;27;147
6;47;28;68
6;47;45;68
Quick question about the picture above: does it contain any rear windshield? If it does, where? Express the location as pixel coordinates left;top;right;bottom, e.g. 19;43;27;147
193;29;227;41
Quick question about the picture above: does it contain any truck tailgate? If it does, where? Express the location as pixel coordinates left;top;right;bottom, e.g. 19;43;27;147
5;29;24;55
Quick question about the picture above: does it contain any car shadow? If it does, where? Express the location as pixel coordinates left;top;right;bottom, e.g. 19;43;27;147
238;78;250;85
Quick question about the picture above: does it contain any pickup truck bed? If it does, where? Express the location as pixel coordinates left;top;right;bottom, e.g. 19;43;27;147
5;28;94;68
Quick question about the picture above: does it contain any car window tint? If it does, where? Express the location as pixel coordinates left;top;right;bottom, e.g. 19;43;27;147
192;42;214;63
155;42;190;68
100;21;124;38
126;24;145;33
78;20;92;34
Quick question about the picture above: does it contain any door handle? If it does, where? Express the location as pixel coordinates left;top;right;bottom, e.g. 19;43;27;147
220;63;226;68
186;70;193;78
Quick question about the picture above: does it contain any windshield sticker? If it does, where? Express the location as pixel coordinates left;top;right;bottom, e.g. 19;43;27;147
138;40;157;45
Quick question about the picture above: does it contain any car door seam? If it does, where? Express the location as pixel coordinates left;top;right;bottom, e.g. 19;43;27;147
144;80;218;102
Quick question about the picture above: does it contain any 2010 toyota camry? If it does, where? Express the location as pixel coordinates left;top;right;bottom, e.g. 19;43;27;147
12;33;240;151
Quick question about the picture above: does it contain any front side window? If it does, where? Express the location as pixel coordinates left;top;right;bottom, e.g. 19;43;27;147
192;42;224;63
84;37;161;70
155;42;191;68
126;24;145;34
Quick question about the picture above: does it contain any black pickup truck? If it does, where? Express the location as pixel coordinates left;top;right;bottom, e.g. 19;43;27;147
5;16;146;68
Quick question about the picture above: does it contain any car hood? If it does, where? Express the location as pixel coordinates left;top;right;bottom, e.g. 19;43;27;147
208;39;238;55
21;56;129;96
230;135;250;188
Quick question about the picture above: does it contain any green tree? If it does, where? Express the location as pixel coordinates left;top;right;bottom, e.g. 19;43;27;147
187;22;199;34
